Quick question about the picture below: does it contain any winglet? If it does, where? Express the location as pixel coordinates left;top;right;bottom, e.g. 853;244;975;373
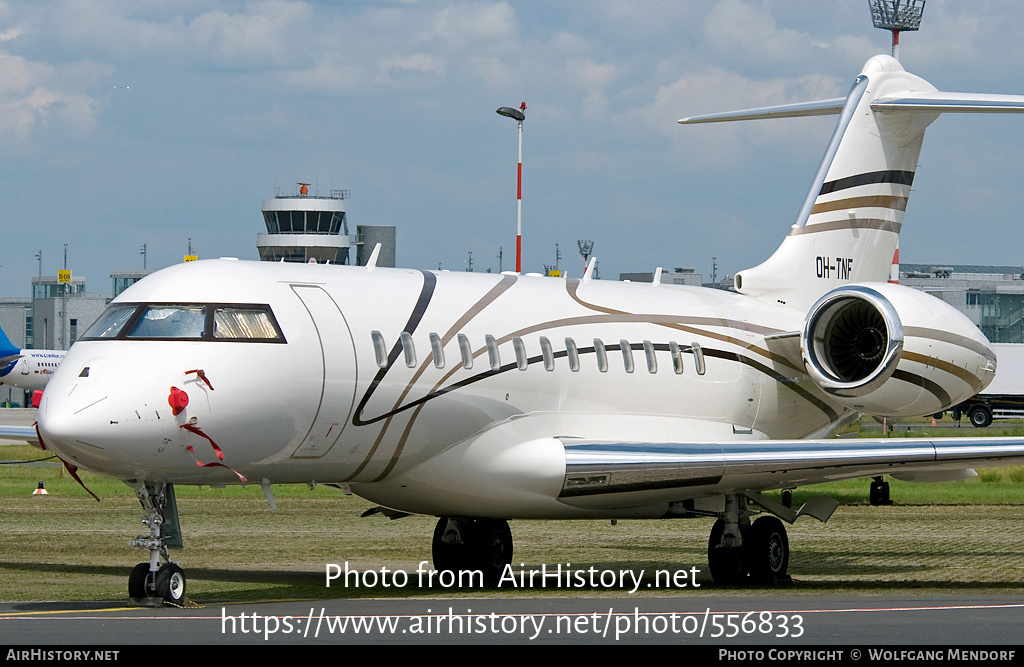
365;243;381;272
583;257;597;282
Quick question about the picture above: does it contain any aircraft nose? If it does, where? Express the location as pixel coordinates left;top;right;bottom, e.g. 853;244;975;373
37;375;125;471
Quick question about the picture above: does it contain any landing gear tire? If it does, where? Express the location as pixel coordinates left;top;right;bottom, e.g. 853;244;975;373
432;517;468;573
469;519;513;586
707;519;747;584
432;517;513;587
745;516;790;584
128;482;188;606
128;562;154;599
969;406;992;428
155;563;187;605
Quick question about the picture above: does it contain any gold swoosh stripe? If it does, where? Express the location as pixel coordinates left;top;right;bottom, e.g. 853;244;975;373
901;351;986;393
363;274;518;482
565;280;800;372
788;218;902;236
811;195;908;215
904;326;996;363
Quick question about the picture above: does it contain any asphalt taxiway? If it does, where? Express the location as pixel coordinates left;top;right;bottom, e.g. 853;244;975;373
3;595;1023;645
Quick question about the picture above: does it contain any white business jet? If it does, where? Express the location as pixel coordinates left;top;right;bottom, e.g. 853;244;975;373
35;54;1024;604
0;325;65;391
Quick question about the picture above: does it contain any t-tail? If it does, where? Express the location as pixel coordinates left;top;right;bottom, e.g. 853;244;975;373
680;54;1024;312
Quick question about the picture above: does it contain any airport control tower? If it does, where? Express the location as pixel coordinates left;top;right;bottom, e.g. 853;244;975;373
257;184;354;264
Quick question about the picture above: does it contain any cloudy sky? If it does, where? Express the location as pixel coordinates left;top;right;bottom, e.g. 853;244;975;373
3;0;1024;296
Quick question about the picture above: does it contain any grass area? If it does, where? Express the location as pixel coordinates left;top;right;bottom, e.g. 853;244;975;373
3;421;1024;603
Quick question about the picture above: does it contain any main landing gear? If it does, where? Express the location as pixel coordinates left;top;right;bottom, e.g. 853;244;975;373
707;494;791;585
432;517;513;586
127;482;188;606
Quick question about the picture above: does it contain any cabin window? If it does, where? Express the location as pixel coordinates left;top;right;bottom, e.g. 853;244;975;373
458;334;473;369
429;332;445;369
643;340;657;374
539;336;555;371
485;335;501;370
400;332;417;368
620;339;635;373
513;337;528;370
565;337;580;372
670;341;685;375
594;338;608;373
692;341;706;375
371;331;388;368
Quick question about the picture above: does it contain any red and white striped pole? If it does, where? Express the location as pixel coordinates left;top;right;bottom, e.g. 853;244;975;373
516;107;523;273
497;102;527;273
889;241;900;284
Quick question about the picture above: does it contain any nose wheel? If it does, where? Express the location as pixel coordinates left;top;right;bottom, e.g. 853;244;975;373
128;482;188;606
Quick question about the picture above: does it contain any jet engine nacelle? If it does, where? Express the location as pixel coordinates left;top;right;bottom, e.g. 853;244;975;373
801;283;996;418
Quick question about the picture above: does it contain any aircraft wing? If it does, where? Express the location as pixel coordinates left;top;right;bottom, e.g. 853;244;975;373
0;425;40;446
558;437;1024;507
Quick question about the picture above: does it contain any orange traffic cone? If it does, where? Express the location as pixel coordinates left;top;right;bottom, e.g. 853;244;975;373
32;482;48;495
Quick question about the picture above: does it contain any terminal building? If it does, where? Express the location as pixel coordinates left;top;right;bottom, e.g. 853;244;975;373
29;275;108;350
898;263;1024;344
0;275;107;406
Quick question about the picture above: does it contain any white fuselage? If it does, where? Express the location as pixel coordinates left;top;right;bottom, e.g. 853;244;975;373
35;258;991;519
34;261;827;510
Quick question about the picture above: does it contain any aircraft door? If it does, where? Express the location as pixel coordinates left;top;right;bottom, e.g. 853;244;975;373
289;285;358;459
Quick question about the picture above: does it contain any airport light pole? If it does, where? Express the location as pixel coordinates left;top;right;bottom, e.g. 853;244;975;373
578;240;594;277
497;103;526;273
869;0;926;61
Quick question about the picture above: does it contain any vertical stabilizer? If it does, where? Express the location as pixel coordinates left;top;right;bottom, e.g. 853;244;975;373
0;325;20;361
731;55;938;311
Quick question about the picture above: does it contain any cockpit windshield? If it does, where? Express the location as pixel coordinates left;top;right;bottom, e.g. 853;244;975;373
83;305;138;339
129;306;206;339
81;303;285;342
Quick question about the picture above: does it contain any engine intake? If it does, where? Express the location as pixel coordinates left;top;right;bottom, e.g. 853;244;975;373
800;283;995;417
802;286;903;399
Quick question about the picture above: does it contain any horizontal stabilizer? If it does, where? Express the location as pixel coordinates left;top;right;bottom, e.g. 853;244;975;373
678;98;845;124
679;93;1024;126
871;92;1024;113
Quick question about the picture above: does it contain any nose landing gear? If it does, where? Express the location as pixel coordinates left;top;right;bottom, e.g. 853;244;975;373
127;482;188;606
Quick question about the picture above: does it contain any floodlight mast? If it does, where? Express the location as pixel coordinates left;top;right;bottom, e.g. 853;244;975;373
578;239;594;277
869;0;926;61
497;103;526;272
